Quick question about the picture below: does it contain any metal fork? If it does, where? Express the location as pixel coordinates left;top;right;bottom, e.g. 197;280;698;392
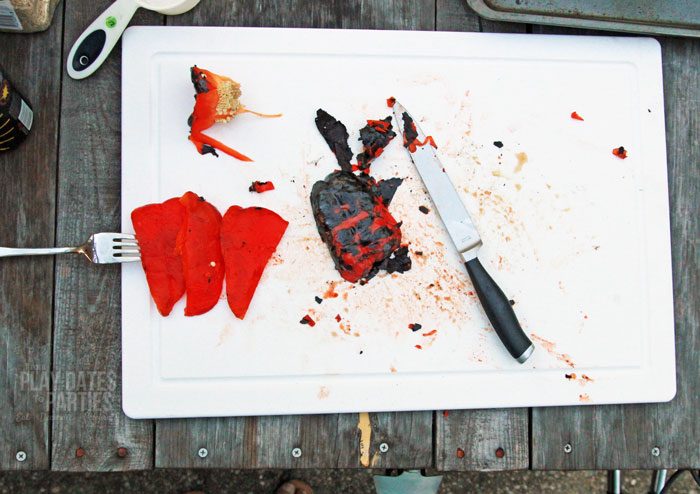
0;233;140;264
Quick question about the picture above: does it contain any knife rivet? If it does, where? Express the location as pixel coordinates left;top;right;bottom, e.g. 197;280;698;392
197;447;208;458
292;447;302;458
651;447;660;457
563;443;572;454
379;443;389;453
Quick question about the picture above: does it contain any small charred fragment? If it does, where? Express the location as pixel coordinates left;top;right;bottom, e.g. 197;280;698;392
190;66;209;94
402;111;419;149
311;109;411;283
372;177;403;206
379;245;411;274
315;110;353;172
201;144;218;157
356;117;396;172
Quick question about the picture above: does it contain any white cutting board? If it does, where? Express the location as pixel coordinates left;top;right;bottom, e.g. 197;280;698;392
121;27;675;418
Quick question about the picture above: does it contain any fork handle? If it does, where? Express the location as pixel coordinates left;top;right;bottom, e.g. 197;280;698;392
0;247;79;257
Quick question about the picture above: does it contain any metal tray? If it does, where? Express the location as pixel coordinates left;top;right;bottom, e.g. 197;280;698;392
468;0;700;37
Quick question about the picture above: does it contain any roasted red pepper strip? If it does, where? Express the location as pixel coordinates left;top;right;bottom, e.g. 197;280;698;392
131;198;186;316
178;192;225;316
571;111;584;121
220;206;289;319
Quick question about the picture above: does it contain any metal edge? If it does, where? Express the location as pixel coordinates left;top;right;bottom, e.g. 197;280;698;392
466;0;700;38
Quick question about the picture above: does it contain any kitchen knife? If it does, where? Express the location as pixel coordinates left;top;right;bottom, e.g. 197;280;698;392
392;100;534;363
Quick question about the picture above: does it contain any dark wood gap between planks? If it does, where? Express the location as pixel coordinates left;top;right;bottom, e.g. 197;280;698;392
48;0;70;471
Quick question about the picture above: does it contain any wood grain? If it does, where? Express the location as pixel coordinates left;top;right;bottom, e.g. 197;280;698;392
50;0;161;471
531;35;700;470
157;411;432;468
0;9;63;470
434;0;529;471
156;0;435;470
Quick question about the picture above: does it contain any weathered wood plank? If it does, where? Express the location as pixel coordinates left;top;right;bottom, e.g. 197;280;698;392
434;0;529;471
438;0;527;33
156;0;435;469
50;1;161;471
0;9;63;470
531;35;700;470
157;411;431;468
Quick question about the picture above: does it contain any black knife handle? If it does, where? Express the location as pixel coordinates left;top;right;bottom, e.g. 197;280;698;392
465;258;534;363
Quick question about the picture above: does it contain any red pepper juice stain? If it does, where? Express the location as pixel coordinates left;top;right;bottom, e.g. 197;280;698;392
414;344;422;350
335;314;342;322
323;281;339;299
422;329;437;337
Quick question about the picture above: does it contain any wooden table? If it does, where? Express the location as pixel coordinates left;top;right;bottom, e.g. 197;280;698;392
0;0;697;472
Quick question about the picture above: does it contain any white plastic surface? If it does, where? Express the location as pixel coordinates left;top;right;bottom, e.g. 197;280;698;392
121;27;675;418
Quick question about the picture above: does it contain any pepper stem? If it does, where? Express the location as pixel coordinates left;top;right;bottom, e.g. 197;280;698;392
236;107;283;118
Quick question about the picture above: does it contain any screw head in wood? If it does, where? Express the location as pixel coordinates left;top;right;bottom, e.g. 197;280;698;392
291;447;302;458
563;443;572;454
379;442;389;453
197;447;208;458
651;447;660;457
15;451;26;462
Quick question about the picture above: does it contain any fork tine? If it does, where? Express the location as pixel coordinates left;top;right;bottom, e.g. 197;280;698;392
90;232;143;263
113;243;140;249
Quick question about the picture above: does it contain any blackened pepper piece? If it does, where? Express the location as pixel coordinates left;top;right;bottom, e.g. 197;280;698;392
311;171;404;283
402;111;419;149
355;173;403;207
356;117;396;171
379;245;411;274
315;109;353;172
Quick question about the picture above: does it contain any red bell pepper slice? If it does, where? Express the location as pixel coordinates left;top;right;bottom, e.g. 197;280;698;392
131;198;186;316
178;192;225;316
220;206;289;319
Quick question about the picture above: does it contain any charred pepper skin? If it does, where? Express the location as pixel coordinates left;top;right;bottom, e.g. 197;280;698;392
315;109;354;171
310;109;411;283
356;117;396;172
